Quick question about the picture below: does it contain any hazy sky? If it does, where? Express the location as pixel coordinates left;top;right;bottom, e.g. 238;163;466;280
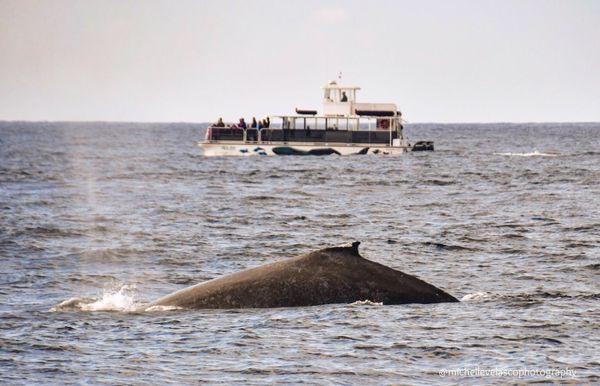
1;0;599;122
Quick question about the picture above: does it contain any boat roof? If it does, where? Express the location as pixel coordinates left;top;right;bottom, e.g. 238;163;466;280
322;80;360;90
270;114;398;119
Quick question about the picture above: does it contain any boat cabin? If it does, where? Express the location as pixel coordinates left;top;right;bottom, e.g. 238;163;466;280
323;81;359;116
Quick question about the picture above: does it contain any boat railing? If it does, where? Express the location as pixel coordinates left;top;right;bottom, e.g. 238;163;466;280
207;126;395;144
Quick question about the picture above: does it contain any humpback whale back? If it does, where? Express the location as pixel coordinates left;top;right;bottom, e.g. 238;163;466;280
152;242;458;309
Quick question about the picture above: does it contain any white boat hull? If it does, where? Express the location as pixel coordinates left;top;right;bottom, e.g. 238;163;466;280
198;142;410;156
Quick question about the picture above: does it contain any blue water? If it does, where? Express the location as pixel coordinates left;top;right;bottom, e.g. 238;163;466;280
1;122;598;384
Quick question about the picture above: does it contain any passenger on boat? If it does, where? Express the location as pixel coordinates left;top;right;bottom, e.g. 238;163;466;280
215;117;225;127
238;118;247;129
265;117;270;128
251;117;257;128
341;92;348;102
377;119;390;129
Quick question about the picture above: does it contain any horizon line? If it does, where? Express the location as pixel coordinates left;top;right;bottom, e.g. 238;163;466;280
1;119;599;125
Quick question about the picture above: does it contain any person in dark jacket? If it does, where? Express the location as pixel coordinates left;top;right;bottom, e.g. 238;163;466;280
251;117;257;128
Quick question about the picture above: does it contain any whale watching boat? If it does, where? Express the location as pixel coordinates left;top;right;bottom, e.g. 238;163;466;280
199;80;433;156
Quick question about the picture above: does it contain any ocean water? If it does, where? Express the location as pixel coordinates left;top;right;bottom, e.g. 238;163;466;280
0;121;598;384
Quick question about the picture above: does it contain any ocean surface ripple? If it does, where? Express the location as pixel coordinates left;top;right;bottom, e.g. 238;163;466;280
0;122;598;384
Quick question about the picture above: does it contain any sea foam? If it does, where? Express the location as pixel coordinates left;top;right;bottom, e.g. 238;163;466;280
494;150;558;157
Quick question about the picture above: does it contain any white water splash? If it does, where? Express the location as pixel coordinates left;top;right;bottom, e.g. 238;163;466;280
350;300;383;306
50;284;143;312
144;305;183;312
461;292;495;302
494;150;558;157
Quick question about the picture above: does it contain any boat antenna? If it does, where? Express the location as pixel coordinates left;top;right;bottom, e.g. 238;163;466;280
338;71;342;81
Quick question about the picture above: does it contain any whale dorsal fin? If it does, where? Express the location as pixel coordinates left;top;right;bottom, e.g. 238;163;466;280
320;241;361;256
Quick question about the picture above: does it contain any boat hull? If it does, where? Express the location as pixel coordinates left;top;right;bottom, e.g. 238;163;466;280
198;142;409;156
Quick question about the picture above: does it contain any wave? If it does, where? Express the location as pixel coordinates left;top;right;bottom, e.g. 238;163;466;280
423;179;455;186
494;151;559;157
460;290;599;303
422;242;475;251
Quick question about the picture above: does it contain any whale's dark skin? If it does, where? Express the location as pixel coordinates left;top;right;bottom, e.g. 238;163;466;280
152;242;458;309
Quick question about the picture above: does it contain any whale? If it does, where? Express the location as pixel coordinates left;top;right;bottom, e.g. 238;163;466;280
151;241;458;309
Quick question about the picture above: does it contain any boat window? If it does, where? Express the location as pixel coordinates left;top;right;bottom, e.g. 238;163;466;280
347;118;358;131
328;89;337;102
338;89;353;103
316;118;327;130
